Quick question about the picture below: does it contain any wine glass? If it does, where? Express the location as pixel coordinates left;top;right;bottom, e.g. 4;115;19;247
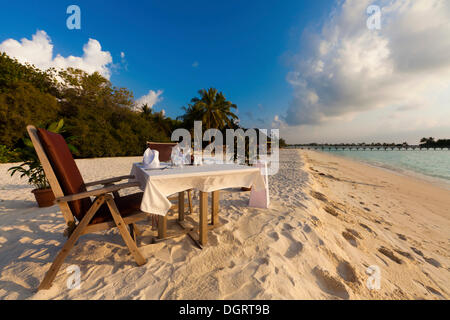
171;145;182;167
182;146;192;165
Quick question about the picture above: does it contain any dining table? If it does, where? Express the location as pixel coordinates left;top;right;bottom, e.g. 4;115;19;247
130;162;266;247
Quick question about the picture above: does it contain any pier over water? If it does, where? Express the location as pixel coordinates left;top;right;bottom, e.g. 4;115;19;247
289;145;449;151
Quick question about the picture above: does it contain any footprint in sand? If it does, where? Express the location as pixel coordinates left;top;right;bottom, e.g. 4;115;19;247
397;233;407;241
424;257;441;268
310;191;328;203
310;216;321;227
378;246;403;264
336;261;359;283
345;228;363;240
411;247;424;257
312;266;349;300
426;286;444;298
317;172;340;180
394;249;414;261
324;205;339;217
284;240;304;258
342;231;358;247
282;223;294;231
268;231;279;241
303;223;312;233
359;223;375;234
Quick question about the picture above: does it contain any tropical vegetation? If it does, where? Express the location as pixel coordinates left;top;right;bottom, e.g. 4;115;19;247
289;139;450;149
8;119;77;189
1;52;276;163
419;137;450;148
179;88;238;131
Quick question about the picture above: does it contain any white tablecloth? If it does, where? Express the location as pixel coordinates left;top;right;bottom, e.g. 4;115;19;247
130;163;266;216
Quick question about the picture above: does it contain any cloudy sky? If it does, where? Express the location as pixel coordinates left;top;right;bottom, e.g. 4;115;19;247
0;0;449;144
279;0;450;144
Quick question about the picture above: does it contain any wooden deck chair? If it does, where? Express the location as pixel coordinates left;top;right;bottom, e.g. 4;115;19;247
27;125;148;291
147;141;193;215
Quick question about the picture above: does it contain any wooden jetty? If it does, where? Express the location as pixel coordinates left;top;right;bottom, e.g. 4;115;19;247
288;145;449;151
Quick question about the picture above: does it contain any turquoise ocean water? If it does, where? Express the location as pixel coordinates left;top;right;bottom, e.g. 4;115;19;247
321;150;450;188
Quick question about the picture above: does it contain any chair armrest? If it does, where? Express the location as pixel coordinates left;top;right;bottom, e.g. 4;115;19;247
55;181;140;203
85;175;135;187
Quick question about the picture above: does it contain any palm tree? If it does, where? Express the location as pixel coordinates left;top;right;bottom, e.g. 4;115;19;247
140;104;152;119
420;137;436;147
213;92;238;129
178;103;205;130
152;110;171;136
189;88;238;130
138;104;171;136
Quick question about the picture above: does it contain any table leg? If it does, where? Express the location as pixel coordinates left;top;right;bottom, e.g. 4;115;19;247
199;191;208;245
187;189;193;215
211;190;219;226
158;215;167;239
178;191;185;221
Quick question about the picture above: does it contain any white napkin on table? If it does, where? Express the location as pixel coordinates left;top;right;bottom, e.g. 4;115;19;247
143;148;160;168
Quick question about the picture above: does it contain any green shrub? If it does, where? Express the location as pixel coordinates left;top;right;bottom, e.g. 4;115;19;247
0;145;20;163
0;55;175;158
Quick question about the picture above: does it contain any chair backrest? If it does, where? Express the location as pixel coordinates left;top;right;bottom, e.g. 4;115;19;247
27;125;91;222
147;142;177;162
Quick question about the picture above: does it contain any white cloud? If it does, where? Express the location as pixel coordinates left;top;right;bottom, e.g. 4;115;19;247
192;61;199;68
271;115;287;129
285;0;450;126
135;90;164;110
117;51;129;72
0;30;114;79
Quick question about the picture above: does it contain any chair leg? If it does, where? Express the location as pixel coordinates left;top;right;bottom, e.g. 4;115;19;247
129;224;135;242
132;223;141;237
112;191;121;199
38;196;105;291
105;195;146;266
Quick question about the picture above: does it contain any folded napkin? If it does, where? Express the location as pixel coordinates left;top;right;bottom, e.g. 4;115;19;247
143;148;160;168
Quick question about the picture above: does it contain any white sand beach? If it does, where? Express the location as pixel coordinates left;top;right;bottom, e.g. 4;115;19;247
0;149;448;299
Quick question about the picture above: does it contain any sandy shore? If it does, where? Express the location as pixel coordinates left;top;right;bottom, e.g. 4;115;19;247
300;150;449;299
0;150;448;299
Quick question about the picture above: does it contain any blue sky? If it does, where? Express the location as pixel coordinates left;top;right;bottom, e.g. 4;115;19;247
1;0;449;143
0;0;334;127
